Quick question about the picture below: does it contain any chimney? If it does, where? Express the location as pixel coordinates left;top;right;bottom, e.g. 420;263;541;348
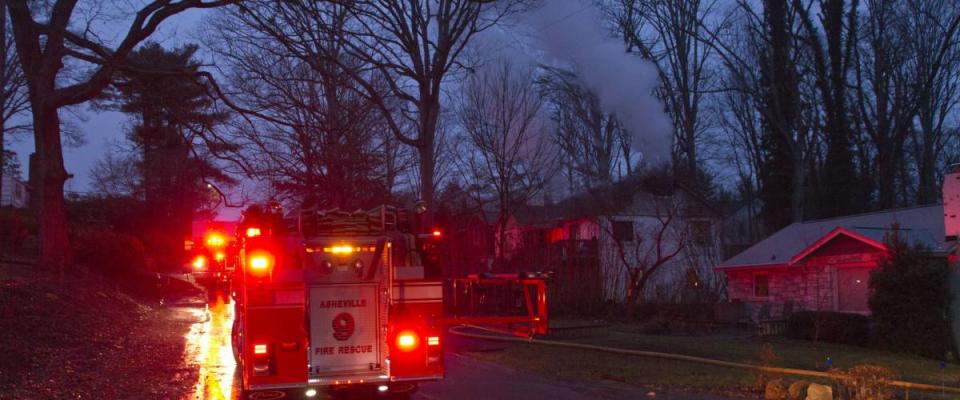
946;163;960;242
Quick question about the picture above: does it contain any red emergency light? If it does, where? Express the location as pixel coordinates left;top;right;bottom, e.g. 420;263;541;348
205;232;226;247
246;227;262;238
396;330;419;352
432;229;442;238
248;251;275;275
192;255;206;270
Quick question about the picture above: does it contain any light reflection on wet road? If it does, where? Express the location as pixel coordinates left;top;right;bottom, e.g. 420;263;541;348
180;291;239;400
171;290;729;400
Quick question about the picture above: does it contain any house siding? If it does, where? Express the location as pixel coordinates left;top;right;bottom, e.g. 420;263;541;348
723;234;886;321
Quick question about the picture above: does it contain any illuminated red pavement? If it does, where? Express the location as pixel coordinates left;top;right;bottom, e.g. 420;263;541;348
173;291;730;400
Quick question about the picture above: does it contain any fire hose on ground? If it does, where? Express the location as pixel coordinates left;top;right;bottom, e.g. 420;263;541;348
447;325;960;395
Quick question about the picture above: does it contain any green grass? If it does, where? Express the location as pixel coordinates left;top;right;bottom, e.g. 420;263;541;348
464;324;960;399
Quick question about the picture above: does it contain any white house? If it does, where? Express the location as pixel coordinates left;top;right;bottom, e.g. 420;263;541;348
496;177;725;307
1;175;29;208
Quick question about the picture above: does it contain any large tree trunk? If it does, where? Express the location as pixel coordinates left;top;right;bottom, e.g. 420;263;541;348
33;102;71;274
418;97;440;217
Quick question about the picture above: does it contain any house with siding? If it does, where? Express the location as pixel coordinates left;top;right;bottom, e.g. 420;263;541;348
1;175;29;208
496;177;725;307
717;164;960;324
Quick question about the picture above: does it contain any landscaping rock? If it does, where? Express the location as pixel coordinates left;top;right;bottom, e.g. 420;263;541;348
765;379;789;400
788;380;810;399
806;383;833;400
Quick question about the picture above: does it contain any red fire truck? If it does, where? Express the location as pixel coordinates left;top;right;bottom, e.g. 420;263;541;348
231;203;446;398
186;219;238;289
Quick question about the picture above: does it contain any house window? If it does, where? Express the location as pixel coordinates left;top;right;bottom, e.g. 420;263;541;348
690;221;712;246
611;220;634;242
754;274;770;297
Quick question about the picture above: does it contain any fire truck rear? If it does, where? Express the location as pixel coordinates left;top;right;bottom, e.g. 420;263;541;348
232;203;443;398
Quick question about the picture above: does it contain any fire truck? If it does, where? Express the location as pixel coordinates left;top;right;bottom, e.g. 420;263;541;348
231;202;447;398
186;219;238;289
231;201;551;399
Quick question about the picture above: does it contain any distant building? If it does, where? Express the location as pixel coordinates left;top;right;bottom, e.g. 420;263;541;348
1;175;29;208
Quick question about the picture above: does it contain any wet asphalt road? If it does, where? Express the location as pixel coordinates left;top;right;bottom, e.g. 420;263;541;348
171;290;732;400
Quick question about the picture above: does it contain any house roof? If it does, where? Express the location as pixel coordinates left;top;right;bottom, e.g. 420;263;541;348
717;204;949;269
507;175;722;227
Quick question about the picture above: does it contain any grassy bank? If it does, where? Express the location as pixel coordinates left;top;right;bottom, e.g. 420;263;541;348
0;262;201;399
464;324;960;399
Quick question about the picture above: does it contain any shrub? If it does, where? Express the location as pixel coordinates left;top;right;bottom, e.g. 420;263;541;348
831;364;897;400
73;229;147;280
0;208;36;257
786;311;870;346
869;230;951;359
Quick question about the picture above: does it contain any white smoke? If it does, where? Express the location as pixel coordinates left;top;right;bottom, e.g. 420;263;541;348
509;0;672;164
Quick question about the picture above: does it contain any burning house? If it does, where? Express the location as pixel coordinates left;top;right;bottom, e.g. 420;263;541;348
495;176;725;310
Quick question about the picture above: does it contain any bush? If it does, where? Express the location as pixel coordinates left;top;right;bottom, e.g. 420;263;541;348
787;311;870;346
73;229;148;280
869;230;952;359
0;208;36;257
831;364;897;400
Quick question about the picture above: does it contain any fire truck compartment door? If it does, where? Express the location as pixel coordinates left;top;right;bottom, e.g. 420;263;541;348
308;284;384;376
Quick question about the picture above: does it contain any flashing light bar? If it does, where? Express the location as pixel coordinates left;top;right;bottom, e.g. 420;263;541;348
320;245;378;254
205;233;226;247
246;227;262;238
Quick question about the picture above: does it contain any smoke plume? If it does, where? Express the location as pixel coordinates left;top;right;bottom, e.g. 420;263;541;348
513;0;672;164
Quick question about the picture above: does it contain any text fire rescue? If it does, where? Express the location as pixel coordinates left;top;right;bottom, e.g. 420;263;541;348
315;297;372;356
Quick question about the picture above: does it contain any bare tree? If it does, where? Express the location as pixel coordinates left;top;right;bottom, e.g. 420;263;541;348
0;2;28;204
853;0;915;209
793;0;864;218
904;0;960;204
539;66;630;192
6;0;232;271
210;5;407;208
600;196;685;310
458;61;556;265
606;0;722;183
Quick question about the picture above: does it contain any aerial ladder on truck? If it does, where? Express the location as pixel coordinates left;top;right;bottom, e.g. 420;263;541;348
230;201;550;399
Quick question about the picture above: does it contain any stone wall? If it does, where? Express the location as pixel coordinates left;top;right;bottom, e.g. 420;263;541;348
723;264;838;322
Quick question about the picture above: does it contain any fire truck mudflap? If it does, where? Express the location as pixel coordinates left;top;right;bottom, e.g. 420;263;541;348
308;283;387;380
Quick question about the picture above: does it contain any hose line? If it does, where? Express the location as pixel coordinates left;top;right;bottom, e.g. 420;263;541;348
448;325;960;394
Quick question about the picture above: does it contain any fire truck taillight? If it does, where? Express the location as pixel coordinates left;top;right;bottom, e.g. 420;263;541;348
249;251;275;274
252;343;272;376
192;255;206;270
245;227;262;238
396;330;419;352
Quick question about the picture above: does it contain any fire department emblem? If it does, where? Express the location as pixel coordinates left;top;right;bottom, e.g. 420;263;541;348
332;312;355;341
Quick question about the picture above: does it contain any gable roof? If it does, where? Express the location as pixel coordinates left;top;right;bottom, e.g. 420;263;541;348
717;204;948;269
